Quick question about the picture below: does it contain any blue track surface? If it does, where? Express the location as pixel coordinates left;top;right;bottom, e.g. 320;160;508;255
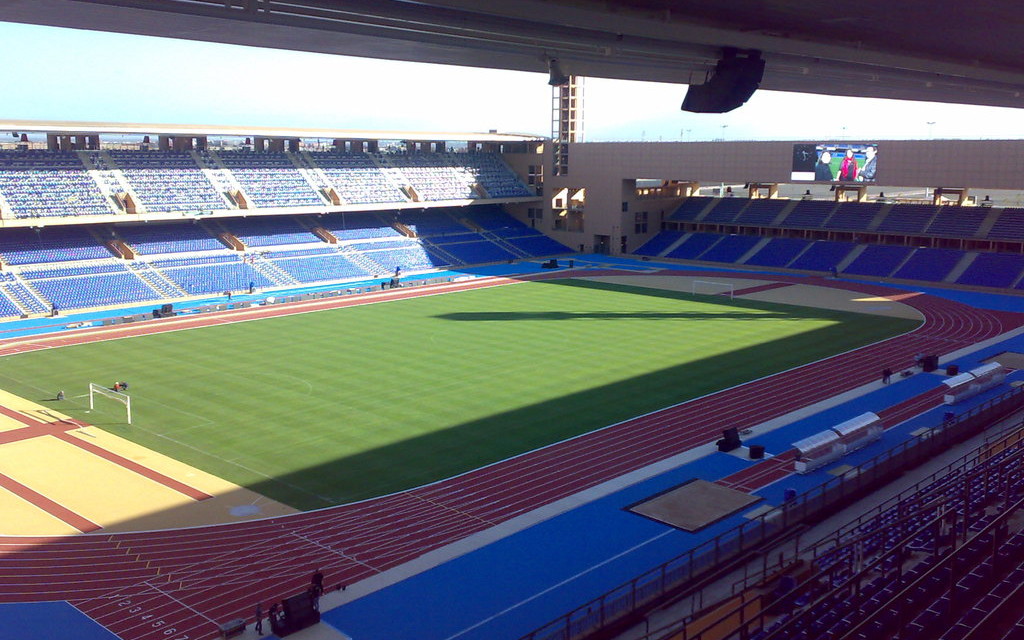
0;602;120;640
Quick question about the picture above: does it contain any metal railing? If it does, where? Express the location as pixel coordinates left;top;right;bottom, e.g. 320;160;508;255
518;384;1024;640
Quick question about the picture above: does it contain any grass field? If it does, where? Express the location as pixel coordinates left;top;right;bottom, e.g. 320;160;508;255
0;278;919;509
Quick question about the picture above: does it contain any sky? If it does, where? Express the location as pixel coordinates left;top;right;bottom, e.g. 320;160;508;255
2;20;1023;142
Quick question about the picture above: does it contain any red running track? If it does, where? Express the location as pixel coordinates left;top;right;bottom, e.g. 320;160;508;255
0;270;1022;640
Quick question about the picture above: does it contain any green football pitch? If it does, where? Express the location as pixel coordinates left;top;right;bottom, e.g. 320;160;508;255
0;278;919;509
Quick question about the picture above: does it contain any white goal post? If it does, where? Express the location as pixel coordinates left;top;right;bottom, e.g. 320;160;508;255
691;280;734;299
89;383;132;424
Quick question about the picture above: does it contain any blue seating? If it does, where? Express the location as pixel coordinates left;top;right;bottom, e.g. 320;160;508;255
665;233;722;260
396;209;469;237
213;151;324;208
317;212;401;240
781;200;838;229
159;260;276;295
877;204;939;234
698;235;761;263
956;253;1024;288
307;152;407;204
358;244;443;272
506;234;572;257
925;208;987;237
0;291;22;317
270;252;369;283
734;199;787;227
424;237;515;264
381;152;531;201
634;231;685;256
892;248;964;282
0;227;111;264
219;217;319;248
108;151;224;213
987;208;1024;240
0;151;111;218
668;197;715;222
789;241;856;272
31;272;162;310
744;238;810;268
115;223;225;254
702;198;747;223
825;202;882;231
843;245;914;277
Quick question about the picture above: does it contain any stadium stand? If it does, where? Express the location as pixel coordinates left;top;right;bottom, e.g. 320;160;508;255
665;232;722;260
217;216;319;248
925;207;988;237
702;197;748;223
780;200;838;229
956;252;1024;288
986;208;1024;240
115;223;226;254
395;208;470;236
634;230;685;256
107;151;225;213
269;249;369;283
668;196;715;222
876;203;940;234
212;151;325;208
379;152;532;201
733;199;788;227
317;212;402;240
825;201;883;231
743;237;810;268
0;227;111;264
0;151;112;218
28;270;162;310
892;247;965;282
698;234;761;263
842;245;914;277
787;241;856;272
307;152;407;205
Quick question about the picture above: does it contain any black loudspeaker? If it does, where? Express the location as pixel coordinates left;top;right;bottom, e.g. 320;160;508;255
161;303;174;316
717;428;742;452
922;355;939;372
946;364;959;376
279;591;319;635
749;444;765;459
152;308;162;318
682;49;765;114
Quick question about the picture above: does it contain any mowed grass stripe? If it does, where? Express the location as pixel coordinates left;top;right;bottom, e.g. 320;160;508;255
0;278;919;509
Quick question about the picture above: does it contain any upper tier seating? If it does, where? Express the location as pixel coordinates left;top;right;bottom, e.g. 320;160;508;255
788;241;856;272
115;223;226;254
842;245;913;277
925;208;988;237
108;151;224;213
956;253;1024;288
217;217;319;248
634;230;685;256
0;151;111;218
381;152;531;201
733;199;788;226
702;198;747;223
892;248;964;281
214;151;324;208
987;208;1024;240
668;197;715;222
0;227;111;264
825;202;882;231
743;237;810;268
780;200;838;229
877;204;939;234
317;212;402;241
307;152;406;205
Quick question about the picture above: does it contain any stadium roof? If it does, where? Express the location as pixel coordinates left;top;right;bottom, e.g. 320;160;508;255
0;119;543;142
1;0;1023;109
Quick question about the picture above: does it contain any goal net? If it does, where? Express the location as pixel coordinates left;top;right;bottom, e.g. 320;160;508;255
691;280;734;299
89;383;132;424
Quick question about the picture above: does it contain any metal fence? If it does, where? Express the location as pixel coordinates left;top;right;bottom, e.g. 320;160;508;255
518;384;1024;640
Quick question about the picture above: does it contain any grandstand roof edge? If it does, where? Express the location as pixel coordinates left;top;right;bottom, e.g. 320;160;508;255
0;120;545;142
